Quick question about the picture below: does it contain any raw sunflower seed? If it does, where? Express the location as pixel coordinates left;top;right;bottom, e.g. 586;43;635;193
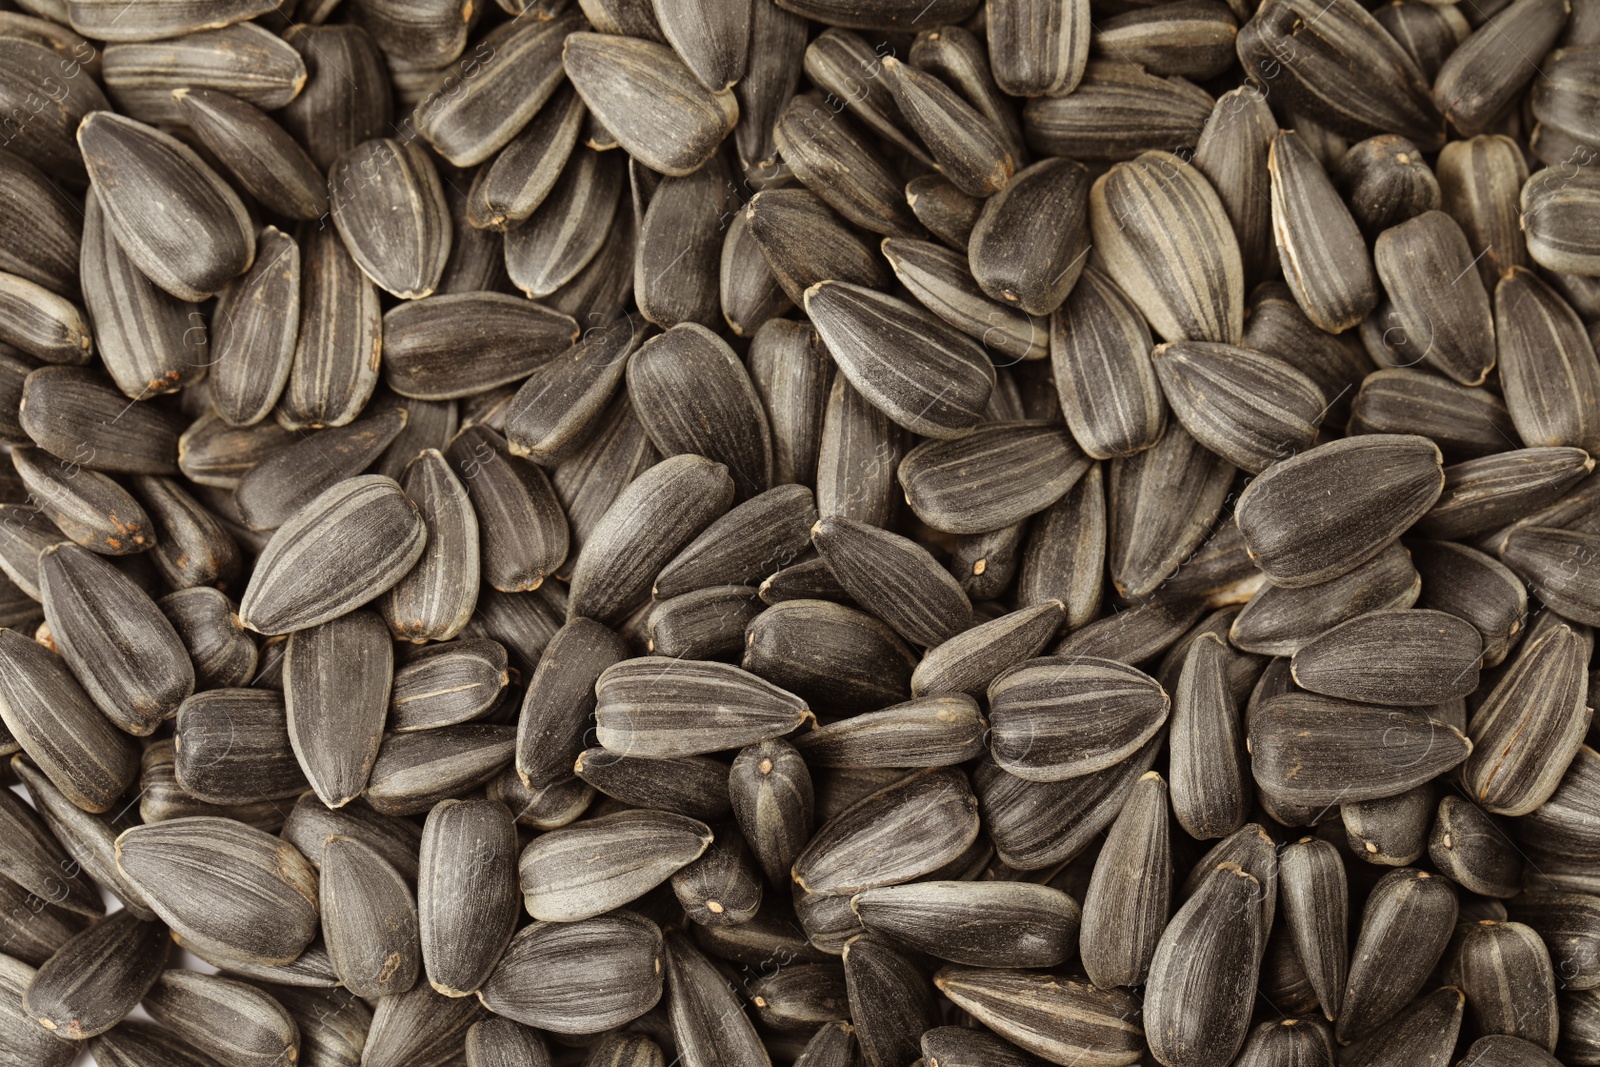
1509;893;1600;991
1077;770;1171;989
278;223;381;431
1448;920;1560;1050
516;618;628;789
1347;368;1518;459
89;1020;230;1067
1289;608;1484;705
792;694;986;769
773;94;922;237
1435;134;1528;291
577;749;732;823
1270;129;1380;334
878;56;1014;199
1169;633;1249;841
444;424;568;593
1429;795;1523;898
517;810;712;921
1435;0;1569;136
504;148;623;300
238;475;426;635
279;24;391;172
1022;61;1214;163
986;0;1089;95
802;29;930;167
0;143;82;299
359;976;481;1067
389;638;507;733
967;158;1090;316
646;585;762;659
595;656;813;758
581;1032;666;1067
114;817;320;967
932;967;1144;1067
720;207;791;338
814;373;906;528
987;656;1168;782
173;688;307;805
0;37;107;182
1494;266;1600;452
664;929;770;1062
1373;210;1497;385
283;609;392;808
364;724;516;817
729;737;814;888
1151;341;1324;472
1337;868;1459;1043
654;0;748;90
280;793;422;880
383;294;578;401
842;934;938;1067
910;602;1064;699
465;1017;551;1067
418;798;519;997
142;969;299;1067
1231;1019;1335;1067
0;275;90;368
173;88;328;222
654;484;816;598
11;757;155;920
503;313;645;466
1420;447;1594;539
898;423;1090;536
1094;1;1241;80
810;515;972;647
328;137;451;300
0;784;102;916
0;953;74;1067
135;739;284;832
747;188;890;308
882;237;1047;363
379;448;481;643
234;409;408;531
1108;424;1233;599
853;880;1078;968
671;825;763;927
159;587;256;690
1051;267;1165;460
24;910;169;1040
1233;434;1444;588
1230;540;1420;656
100;21;305;125
906;173;983;250
1336;134;1442;234
468;85;586;231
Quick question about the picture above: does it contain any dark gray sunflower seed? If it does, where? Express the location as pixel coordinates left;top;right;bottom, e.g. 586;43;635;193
0;274;92;372
1152;340;1324;472
175;88;328;222
1348;368;1518;458
802;29;931;167
575;748;731;823
1234;434;1444;588
280;793;422;880
628;324;773;500
503;314;644;467
1448;920;1560;1050
466;1017;550;1067
933;966;1144;1067
0;628;138;814
792;694;985;769
348;0;470;67
1289;608;1483;705
773;94;921;237
159;587;255;691
841;934;937;1067
0;144;82;298
114;817;319;967
881;237;1046;363
729;738;814;889
379;449;481;643
815;373;905;528
1245;281;1372;419
910;24;1026;159
365;724;516;817
1022;61;1213;163
951;521;1026;600
135;476;242;591
0;784;101;917
906;174;983;250
1230;540;1419;656
389;639;506;734
173;688;307;805
1168;633;1249;841
1050;267;1165;460
100;22;305;126
279;24;392;172
853;880;1078;969
721;207;791;338
987;656;1168;782
1335;134;1442;234
654;0;747;90
143;969;298;1067
1050;593;1208;665
1347;986;1465;1067
654;484;816;599
1509;892;1600;991
793;767;979;896
0;37;108;181
177;414;296;492
878;56;1013;198
327;137;451;301
1108;424;1233;599
758;555;853;606
1463;618;1589;815
234;410;408;531
0;952;74;1067
1435;134;1529;293
986;0;1089;95
744;597;917;710
1278;836;1349;1022
1462;1034;1564;1067
671;824;763;927
1077;768;1174;988
1372;210;1497;387
968;160;1089;317
646;585;761;659
747;188;890;308
1093;0;1240;80
516;618;627;789
446;425;568;593
383;295;577;402
518;810;711;921
898;423;1089;536
1336;868;1459;1043
360;979;481;1067
582;1032;666;1067
1018;462;1105;623
1435;0;1568;136
1145;862;1265;1067
238;475;426;635
1235;0;1443;147
1250;693;1471;807
371;394;459;480
1429;795;1523;898
1090;149;1243;343
1231;1019;1334;1067
910;603;1063;700
595;656;812;758
810;514;972;646
633;164;728;324
1191;88;1280;287
1500;525;1600;625
77;111;254;302
568;454;735;623
89;1020;229;1067
135;740;284;832
12;757;153;920
279;223;382;431
24;910;168;1040
417;798;518;998
1421;447;1594;539
469;85;586;231
504;148;622;300
748;959;847;1033
562;32;736;177
282;609;392;808
0;867;90;969
733;0;805;170
1336;781;1445;868
1270;130;1380;335
664;928;770;1062
1495;266;1600;452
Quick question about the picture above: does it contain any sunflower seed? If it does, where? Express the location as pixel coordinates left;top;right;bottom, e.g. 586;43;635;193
383;295;578;402
0;952;73;1067
1509;892;1600;991
1347;368;1518;458
518;810;712;921
1023;62;1214;163
933;967;1144;1067
173;688;307;805
503;313;644;466
143;969;298;1067
1108;424;1233;599
327;137;451;301
814;373;905;528
1232;1018;1336;1067
388;639;506;734
810;515;972;646
365;724;516;817
175;88;328;223
1494;266;1600;452
1448;920;1560;1049
646;585;761;659
416;799;518;998
840;934;937;1067
1269;130;1380;335
515;618;627;790
1230;540;1419;656
986;656;1168;783
0;784;100;917
0;275;90;368
277;23;390;172
1347;986;1465;1067
853;880;1078;969
748;188;890;308
906;174;983;250
375;450;479;643
1018;463;1106;624
0;141;81;298
1289;608;1483;705
12;757;154;920
878;56;1013;199
721;207;791;338
281;610;391;807
100;20;305;125
1049;267;1165;460
361;980;481;1067
505;148;623;300
136;740;283;832
234;411;407;532
773;94;921;237
114;817;319;967
595;656;812;758
1152;340;1324;472
1337;868;1459;1042
1091;150;1244;343
898;423;1089;536
790;694;985;769
653;484;816;599
279;793;422;880
157;588;255;692
802;30;931;167
0;870;89;970
278;223;382;431
0;37;107;181
1436;0;1568;136
733;0;804;171
1421;447;1595;539
881;237;1046;364
1372;210;1498;384
1168;633;1249;841
1336;134;1442;236
664;928;771;1062
910;602;1063;700
466;1017;550;1067
1427;795;1522;898
468;85;586;232
24;910;168;1040
671;824;763;927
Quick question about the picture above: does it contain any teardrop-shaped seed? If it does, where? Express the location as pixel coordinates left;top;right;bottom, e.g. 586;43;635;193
173;688;306;805
142;970;299;1067
280;793;422;880
878;56;1013;198
1495;266;1600;453
729;738;814;889
159;587;255;691
1346;986;1465;1067
379;449;480;643
595;656;813;758
1447;920;1560;1050
283;609;392;808
838;933;935;1067
1373;210;1497;385
987;656;1169;782
1109;423;1234;598
898;423;1089;536
0;785;103;917
0;628;138;813
1509;893;1600;992
1152;341;1324;472
1434;134;1527;293
663;929;770;1064
505;148;622;300
469;85;586;231
279;223;381;430
481;912;663;1035
383;294;578;401
0;952;75;1067
277;23;390;173
516;618;628;789
1169;634;1249;841
78;112;254;302
19;367;182;476
1145;862;1266;1067
24;910;168;1040
327;138;450;300
562;32;737;177
568;454;735;624
503;314;644;466
465;1017;550;1067
519;810;712;922
175;88;327;222
1021;61;1214;163
853;880;1078;969
443;425;568;593
1278;837;1349;1022
646;585;761;660
744;598;917;711
906;174;983;250
792;694;985;769
811;515;972;647
1051;267;1165;460
1290;608;1483;705
13;447;153;556
654;485;816;599
238;475;426;635
815;373;905;528
1435;0;1568;136
1422;447;1595;539
234;409;408;531
1192;87;1280;286
911;603;1064;700
1335;133;1441;235
747;188;890;308
933;967;1144;1067
1090;150;1244;344
319;835;419;1000
114;817;319;967
721;207;791;338
880;237;1046;364
803;29;931;167
390;639;507;733
0;37;107;181
966;158;1090;316
1077;770;1171;989
773;94;921;237
365;725;516;817
359;969;481;1067
207;227;300;428
1250;693;1471;807
1230;540;1420;656
0;274;91;368
1500;526;1600;626
417;799;518;998
671;824;762;927
1233;434;1444;588
577;749;732;823
1270;130;1379;334
0;145;82;300
1429;795;1523;898
1336;867;1459;1043
99;20;305;125
793;767;979;896
12;757;154;920
1347;368;1515;460
1050;593;1208;665
987;0;1089;95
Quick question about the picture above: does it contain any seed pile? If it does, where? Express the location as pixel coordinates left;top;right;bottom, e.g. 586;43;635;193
0;0;1598;1065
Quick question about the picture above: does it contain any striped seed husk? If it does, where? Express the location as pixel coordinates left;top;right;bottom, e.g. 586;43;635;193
383;294;578;401
1269;129;1379;335
482;912;663;1034
359;980;481;1067
906;173;983;250
671;825;763;927
379;448;481;643
466;1017;551;1067
577;749;732;823
1495;266;1600;452
803;29;930;168
278;223;381;430
1509;893;1600;991
0;134;83;297
505;148;623;300
1168;633;1249;841
1093;1;1241;81
1521;170;1600;277
882;237;1047;363
987;0;1090;95
1428;795;1523;897
174;88;329;221
1421;447;1595;539
933;967;1144;1067
911;602;1064;699
1373;210;1497;385
1050;267;1166;460
99;22;305;126
444;424;568;593
0;37;106;182
841;933;937;1067
0;784;103;916
854;879;1069;968
814;373;905;528
142;969;299;1067
0;274;91;367
773;94;921;237
1244;280;1372;419
279;792;423;880
1436;134;1529;293
234;409;408;530
1090;150;1244;344
733;0;805;171
1448;920;1560;1050
747;188;891;307
283;609;392;808
516;618;627;789
1347;368;1518;458
1233;1018;1335;1067
208;227;300;428
0;952;75;1067
729;738;814;887
721;207;791;337
792;694;985;769
24;909;169;1040
134;477;241;592
0;871;89;969
418;798;519;997
114;817;320;967
1435;0;1569;136
654;484;817;598
1230;540;1420;656
1192;87;1280;286
878;55;1014;199
1278;836;1349;1021
364;724;516;817
518;810;711;922
89;1020;234;1067
469;85;586;231
1410;539;1526;666
11;757;155;919
899;423;1090;537
810;514;973;647
1021;61;1214;163
502;313;645;466
389;638;507;732
1335;134;1442;234
1152;340;1325;472
1347;987;1465;1067
647;585;762;660
987;656;1168;782
1289;608;1483;705
1371;0;1470;81
1337;867;1459;1043
663;929;771;1063
173;688;307;805
1108;422;1233;598
1078;770;1171;989
328;137;451;300
135;739;285;832
595;656;813;759
279;24;393;173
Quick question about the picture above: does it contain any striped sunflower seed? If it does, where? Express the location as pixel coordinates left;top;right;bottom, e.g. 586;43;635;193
158;587;256;690
664;928;770;1063
1495;266;1600;452
842;933;938;1066
173;688;307;805
1509;893;1600;991
654;484;816;598
1337;868;1459;1043
987;0;1090;96
720;205;791;337
1346;368;1518;459
0;274;91;367
115;817;320;967
595;656;812;758
1336;134;1442;234
906;173;983;250
24;910;169;1040
0;953;74;1067
671;825;763;926
11;757;154;920
575;748;733;823
279;793;422;880
359;980;481;1067
364;724;516;816
517;810;711;921
278;223;381;431
810;515;972;646
882;236;1047;363
747;189;890;308
1022;62;1214;163
1373;210;1497;385
1428;795;1523;898
89;1020;230;1067
100;22;305;125
1436;134;1529;292
1169;633;1249;841
1288;608;1484;705
1420;447;1594;539
279;24;391;172
814;373;906;528
503;313;644;466
389;638;506;732
466;1017;551;1067
987;656;1168;782
1435;0;1569;137
646;584;762;659
233;410;407;531
879;55;1013;199
0;784;103;916
516;618;627;789
899;423;1089;536
207;227;299;428
773;94;921;237
444;425;568;593
792;694;985;769
505;147;623;300
0;147;81;298
1270;129;1379;334
853;880;1078;968
1152;340;1324;472
142;969;299;1067
1347;988;1465;1067
1233;1018;1335;1067
933;967;1144;1067
1108;423;1233;599
1278;836;1349;1021
468;85;586;231
383;294;578;401
0;38;108;181
418;798;519;997
1192;88;1280;286
327;137;451;301
379;449;480;643
1448;920;1560;1050
173;88;328;222
803;30;929;167
283;609;392;808
1230;540;1419;656
1051;266;1165;460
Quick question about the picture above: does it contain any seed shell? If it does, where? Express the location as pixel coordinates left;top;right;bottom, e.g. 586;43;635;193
24;910;169;1040
174;88;328;222
142;969;299;1067
1338;868;1459;1043
365;725;516;817
748;188;891;308
1270;130;1380;335
898;423;1090;536
879;56;1014;199
503;314;645;467
811;515;972;647
417;799;518;998
518;810;712;922
1289;608;1483;705
173;688;307;805
595;656;813;759
1152;340;1324;472
505;147;623;300
933;967;1144;1067
278;223;382;431
1022;61;1214;163
773;94;921;237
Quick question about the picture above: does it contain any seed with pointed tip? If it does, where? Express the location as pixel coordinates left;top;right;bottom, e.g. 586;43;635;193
1338;868;1458;1043
898;423;1091;535
987;656;1169;783
518;810;712;922
365;724;516;817
595;656;813;758
1289;608;1483;705
933;967;1145;1067
811;515;972;647
418;799;518;998
24;910;169;1040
